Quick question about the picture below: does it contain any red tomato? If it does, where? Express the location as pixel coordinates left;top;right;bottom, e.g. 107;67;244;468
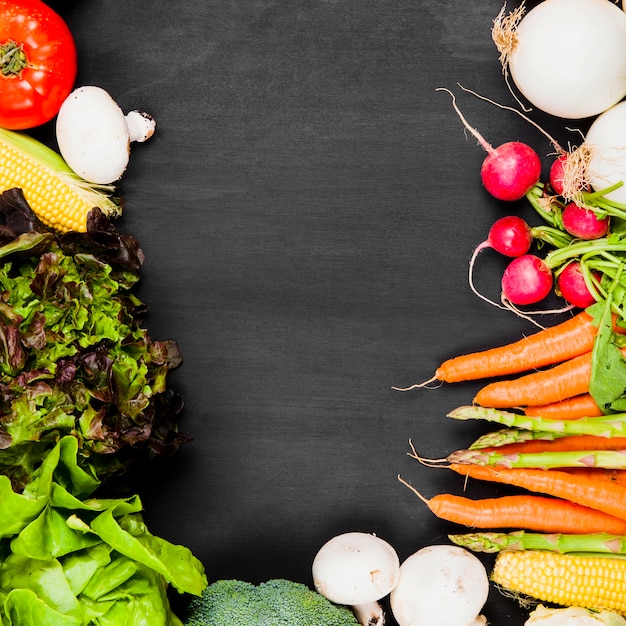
0;0;77;129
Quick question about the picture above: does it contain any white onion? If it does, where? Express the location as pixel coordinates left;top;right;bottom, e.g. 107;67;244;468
586;100;626;204
498;0;626;119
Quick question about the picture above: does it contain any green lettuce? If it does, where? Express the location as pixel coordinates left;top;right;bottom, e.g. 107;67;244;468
0;436;206;625
0;189;189;489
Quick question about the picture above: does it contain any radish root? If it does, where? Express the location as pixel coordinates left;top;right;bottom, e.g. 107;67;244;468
468;242;510;312
456;83;564;154
436;87;493;154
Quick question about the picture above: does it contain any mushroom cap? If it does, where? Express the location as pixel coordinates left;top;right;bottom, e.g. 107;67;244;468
390;545;489;626
312;532;400;606
56;86;131;185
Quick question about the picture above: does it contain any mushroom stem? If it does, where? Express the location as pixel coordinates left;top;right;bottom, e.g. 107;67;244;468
125;110;156;143
353;601;385;626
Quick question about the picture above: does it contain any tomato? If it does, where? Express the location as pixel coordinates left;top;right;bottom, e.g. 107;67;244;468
0;0;77;130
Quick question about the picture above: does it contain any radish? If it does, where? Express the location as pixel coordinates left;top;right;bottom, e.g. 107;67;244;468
556;261;599;309
549;154;567;196
492;0;626;119
501;254;553;305
474;216;533;258
468;216;533;308
481;141;542;202
439;88;541;201
561;202;609;240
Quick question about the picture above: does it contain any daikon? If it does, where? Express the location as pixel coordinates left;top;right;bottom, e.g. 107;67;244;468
493;0;626;119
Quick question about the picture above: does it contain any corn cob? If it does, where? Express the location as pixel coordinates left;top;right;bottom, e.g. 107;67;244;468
492;549;626;615
0;127;120;233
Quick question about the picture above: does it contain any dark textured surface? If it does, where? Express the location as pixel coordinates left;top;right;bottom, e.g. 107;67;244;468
50;1;576;623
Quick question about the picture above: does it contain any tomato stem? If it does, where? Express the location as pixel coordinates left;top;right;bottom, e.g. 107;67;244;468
0;40;27;78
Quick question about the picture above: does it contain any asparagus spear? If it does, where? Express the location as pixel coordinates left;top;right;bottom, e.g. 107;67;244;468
449;530;626;555
448;447;626;469
468;428;558;449
448;405;626;438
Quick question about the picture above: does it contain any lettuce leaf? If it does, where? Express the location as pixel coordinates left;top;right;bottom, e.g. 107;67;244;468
0;190;189;489
0;436;206;625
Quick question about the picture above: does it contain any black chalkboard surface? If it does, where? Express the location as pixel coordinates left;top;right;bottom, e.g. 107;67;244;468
47;1;586;623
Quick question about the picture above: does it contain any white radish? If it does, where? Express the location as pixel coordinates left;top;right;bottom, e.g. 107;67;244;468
493;0;626;119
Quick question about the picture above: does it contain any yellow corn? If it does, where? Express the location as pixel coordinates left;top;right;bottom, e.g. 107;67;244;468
492;549;626;615
0;127;120;233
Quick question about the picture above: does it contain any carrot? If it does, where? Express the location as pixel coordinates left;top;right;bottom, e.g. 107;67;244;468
478;435;626;455
560;467;626;487
448;463;626;521
474;347;626;408
393;311;598;389
398;475;626;534
523;393;603;420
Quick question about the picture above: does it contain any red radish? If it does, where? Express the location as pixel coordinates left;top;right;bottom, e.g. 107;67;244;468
469;216;533;307
481;141;542;201
562;202;609;239
438;88;542;201
478;216;533;257
549;154;568;195
501;254;553;305
557;261;599;308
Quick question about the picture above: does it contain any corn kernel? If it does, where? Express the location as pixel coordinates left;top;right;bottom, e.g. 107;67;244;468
493;550;626;615
0;128;119;233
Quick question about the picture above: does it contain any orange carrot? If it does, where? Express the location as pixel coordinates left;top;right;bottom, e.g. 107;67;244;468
560;467;626;487
523;393;603;419
479;435;626;455
474;347;626;408
448;463;626;521
393;311;599;390
398;476;626;534
432;311;596;384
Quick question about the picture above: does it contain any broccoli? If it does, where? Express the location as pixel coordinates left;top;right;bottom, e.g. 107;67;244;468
184;578;360;626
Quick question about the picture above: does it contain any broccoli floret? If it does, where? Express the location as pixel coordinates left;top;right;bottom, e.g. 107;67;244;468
184;578;359;626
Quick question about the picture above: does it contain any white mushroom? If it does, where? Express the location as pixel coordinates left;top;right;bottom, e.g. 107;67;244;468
312;531;400;625
55;85;156;185
389;545;489;626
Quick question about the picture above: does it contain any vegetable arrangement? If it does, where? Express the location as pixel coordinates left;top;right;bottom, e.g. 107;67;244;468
11;0;626;624
0;2;210;624
394;0;626;623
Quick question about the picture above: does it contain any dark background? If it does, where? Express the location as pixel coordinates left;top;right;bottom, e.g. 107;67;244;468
43;1;591;623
